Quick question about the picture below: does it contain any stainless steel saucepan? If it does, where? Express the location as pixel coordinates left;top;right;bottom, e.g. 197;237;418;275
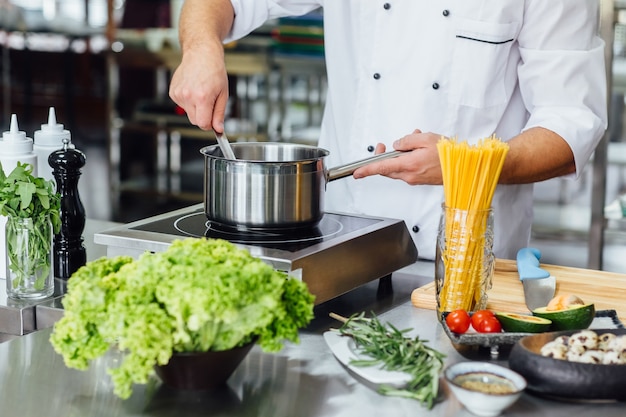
200;142;402;230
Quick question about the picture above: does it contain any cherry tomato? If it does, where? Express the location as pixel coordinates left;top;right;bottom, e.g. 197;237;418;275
476;316;502;333
471;310;495;330
445;309;471;334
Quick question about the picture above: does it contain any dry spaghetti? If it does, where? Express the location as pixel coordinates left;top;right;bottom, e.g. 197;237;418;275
435;135;509;312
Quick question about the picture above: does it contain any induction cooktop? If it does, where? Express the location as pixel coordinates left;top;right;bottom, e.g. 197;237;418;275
94;204;418;304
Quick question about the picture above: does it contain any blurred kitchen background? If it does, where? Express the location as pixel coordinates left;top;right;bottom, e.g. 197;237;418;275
0;0;625;272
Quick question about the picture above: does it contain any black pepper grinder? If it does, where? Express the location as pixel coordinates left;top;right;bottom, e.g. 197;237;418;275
49;137;87;279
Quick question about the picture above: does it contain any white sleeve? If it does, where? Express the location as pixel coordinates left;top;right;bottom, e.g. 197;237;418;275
518;0;608;178
226;0;322;42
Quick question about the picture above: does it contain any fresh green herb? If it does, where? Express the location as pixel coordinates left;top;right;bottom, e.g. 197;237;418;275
50;237;315;399
332;312;445;409
0;162;60;290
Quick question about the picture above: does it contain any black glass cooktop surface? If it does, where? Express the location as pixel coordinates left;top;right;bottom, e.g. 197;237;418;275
129;208;380;253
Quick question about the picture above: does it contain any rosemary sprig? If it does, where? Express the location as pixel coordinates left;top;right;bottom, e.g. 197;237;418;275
330;312;445;409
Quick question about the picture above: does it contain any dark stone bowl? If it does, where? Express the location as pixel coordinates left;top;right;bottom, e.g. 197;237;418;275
509;328;626;401
154;342;255;391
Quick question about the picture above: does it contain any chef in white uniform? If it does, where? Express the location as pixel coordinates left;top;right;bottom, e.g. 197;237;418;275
169;1;607;261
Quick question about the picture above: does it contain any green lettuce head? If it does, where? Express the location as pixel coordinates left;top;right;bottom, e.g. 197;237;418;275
50;237;315;399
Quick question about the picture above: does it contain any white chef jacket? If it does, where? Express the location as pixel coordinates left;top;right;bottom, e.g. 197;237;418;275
226;0;607;260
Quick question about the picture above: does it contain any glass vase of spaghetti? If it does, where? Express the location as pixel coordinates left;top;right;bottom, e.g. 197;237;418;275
435;205;495;314
435;135;509;317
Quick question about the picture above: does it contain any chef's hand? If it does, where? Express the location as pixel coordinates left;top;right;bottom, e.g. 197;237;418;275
169;39;229;133
352;130;444;185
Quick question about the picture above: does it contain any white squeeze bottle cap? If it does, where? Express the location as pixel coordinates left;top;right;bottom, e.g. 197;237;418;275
34;107;71;182
34;107;71;146
0;114;38;177
2;114;34;155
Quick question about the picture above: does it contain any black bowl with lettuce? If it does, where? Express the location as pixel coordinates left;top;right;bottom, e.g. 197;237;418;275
50;237;315;398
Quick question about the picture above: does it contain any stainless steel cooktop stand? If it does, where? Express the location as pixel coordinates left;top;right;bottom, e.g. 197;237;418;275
94;204;418;304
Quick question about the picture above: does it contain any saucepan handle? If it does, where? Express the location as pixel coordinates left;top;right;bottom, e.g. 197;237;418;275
326;150;404;182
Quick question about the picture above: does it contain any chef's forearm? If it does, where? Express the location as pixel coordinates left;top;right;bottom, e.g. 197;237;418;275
499;127;575;184
178;0;235;54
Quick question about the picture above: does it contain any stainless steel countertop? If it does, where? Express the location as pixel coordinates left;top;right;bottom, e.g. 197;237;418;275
1;266;625;417
0;219;119;339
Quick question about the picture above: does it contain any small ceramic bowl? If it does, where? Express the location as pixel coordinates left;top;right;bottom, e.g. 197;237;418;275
444;361;526;417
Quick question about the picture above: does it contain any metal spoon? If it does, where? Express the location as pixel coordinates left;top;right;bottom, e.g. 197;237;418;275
215;131;237;160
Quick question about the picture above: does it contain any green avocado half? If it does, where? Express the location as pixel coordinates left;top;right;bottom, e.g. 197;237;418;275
495;312;552;333
532;303;595;331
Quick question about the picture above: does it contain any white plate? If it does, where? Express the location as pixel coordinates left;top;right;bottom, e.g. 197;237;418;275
323;330;413;388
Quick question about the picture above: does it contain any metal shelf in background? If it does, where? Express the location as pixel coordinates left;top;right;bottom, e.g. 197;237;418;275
588;0;617;270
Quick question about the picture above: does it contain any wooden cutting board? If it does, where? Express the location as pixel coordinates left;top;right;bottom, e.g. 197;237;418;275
411;259;626;320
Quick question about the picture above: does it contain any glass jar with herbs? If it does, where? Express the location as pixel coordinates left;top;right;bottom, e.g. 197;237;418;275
0;163;60;299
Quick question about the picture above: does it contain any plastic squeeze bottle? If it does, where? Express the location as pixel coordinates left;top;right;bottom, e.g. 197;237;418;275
1;114;38;175
34;107;71;183
0;114;38;280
